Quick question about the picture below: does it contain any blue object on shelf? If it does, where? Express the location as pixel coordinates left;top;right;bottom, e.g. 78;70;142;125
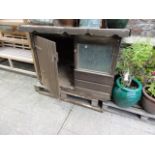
79;19;101;28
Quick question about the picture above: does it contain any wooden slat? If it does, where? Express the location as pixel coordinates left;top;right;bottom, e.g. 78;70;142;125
61;86;111;101
3;31;27;37
19;25;130;38
0;64;36;77
0;36;30;45
60;90;103;112
74;69;114;85
75;79;113;93
3;43;30;49
0;47;33;63
103;101;155;120
0;20;24;26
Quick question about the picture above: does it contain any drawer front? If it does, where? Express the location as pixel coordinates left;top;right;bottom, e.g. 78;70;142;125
74;69;114;86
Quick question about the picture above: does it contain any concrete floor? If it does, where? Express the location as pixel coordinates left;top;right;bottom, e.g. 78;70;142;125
0;70;155;135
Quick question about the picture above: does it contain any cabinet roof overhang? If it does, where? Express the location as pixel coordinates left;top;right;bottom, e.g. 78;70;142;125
19;25;130;38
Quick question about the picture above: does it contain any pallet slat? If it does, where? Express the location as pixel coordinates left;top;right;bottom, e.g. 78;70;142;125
0;36;30;45
0;47;33;63
3;43;30;50
102;101;155;121
60;90;103;112
0;20;24;26
0;63;36;77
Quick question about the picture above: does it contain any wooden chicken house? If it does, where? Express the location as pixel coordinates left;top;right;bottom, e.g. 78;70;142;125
19;25;130;111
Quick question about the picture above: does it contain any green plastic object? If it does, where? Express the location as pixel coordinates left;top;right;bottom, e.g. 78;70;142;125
107;19;128;28
112;77;142;108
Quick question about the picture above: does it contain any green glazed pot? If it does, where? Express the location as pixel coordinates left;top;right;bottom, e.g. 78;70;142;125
112;77;142;108
107;19;128;28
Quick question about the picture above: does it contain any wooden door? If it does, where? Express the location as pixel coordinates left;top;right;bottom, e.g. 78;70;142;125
34;36;59;98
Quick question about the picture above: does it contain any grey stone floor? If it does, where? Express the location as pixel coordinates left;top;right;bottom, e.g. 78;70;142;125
0;70;155;135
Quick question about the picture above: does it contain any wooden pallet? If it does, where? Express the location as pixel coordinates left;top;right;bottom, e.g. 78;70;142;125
0;28;36;76
60;90;103;112
34;82;103;112
34;81;155;120
34;82;52;97
102;101;155;121
0;32;31;50
0;20;25;26
0;47;36;77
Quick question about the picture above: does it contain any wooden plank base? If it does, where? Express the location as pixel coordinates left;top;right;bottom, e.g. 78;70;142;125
34;83;52;97
102;101;155;122
0;63;36;77
0;47;36;77
34;82;103;112
34;82;155;121
0;47;33;63
60;90;103;112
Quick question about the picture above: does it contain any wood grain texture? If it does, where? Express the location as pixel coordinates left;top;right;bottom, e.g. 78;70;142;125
75;79;113;93
74;69;114;85
19;25;130;38
61;86;111;101
34;36;60;98
0;63;36;77
0;47;33;63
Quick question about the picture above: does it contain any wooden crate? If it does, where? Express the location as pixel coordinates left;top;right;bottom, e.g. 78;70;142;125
0;31;31;50
0;19;25;26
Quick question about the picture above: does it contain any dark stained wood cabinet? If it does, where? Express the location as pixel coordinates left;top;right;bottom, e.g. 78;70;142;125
19;25;130;111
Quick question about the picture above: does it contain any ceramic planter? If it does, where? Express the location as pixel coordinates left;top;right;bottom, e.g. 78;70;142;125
142;87;155;114
58;19;76;27
107;19;128;28
112;77;142;108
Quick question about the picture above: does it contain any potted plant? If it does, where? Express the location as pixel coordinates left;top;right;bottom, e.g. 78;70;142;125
112;41;153;108
142;72;155;114
141;48;155;114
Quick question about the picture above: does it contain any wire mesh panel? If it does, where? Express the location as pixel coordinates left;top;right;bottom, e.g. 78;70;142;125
77;43;113;73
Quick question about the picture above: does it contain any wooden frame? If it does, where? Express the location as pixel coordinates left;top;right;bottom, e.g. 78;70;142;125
19;25;130;37
0;28;36;76
102;101;155;121
0;62;36;77
74;36;120;75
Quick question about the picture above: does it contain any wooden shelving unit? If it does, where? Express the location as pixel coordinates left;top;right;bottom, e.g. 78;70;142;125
0;20;36;77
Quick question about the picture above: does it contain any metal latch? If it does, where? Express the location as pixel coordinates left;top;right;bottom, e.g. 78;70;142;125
52;52;58;62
